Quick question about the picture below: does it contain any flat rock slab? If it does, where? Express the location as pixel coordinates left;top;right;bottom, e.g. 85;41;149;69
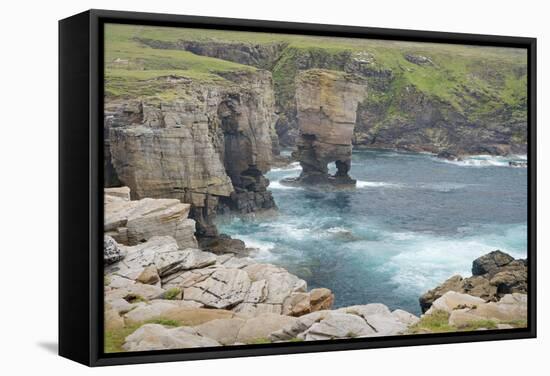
183;268;251;309
236;313;297;344
124;300;203;324
123;324;220;351
195;318;246;345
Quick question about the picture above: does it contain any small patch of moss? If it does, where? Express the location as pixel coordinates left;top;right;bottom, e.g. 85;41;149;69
104;323;141;353
245;338;272;345
164;288;182;300
287;337;304;343
104;276;111;286
500;319;528;328
408;310;455;334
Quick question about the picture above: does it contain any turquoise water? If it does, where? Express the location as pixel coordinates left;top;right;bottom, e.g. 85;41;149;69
216;149;528;315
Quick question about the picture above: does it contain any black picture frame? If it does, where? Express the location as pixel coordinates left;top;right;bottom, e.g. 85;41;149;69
59;9;537;367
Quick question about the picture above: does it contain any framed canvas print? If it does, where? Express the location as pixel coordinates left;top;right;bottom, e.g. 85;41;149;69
59;9;536;366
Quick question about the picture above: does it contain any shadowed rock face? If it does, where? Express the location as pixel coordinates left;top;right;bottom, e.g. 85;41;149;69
292;69;367;185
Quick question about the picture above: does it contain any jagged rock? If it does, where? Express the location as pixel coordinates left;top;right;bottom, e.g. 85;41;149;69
392;309;421;326
236;313;297;343
291;69;367;185
136;265;160;285
106;70;278;238
123;324;220;351
309;288;334;312
244;263;307;305
426;291;486;315
124;300;203;324
282;292;311;316
419;250;527;312
194;318;247;345
104;235;126;265
472;250;515;276
154;248;217;277
198;235;248;256
183;268;252;309
105;236;178;281
104;190;198;248
105;282;166;304
419;274;497;313
448;293;527;327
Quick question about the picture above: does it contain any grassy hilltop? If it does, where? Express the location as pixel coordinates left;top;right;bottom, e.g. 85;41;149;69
105;23;528;153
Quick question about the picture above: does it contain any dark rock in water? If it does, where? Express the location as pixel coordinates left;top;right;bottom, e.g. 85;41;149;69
436;150;461;161
218;164;277;214
199;234;248;256
509;161;527;168
419;250;527;313
104;235;125;265
472;250;515;276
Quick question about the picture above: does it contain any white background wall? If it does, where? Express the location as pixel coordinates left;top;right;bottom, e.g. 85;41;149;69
1;0;547;374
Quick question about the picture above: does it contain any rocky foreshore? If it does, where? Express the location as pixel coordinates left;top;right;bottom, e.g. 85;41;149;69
104;187;528;353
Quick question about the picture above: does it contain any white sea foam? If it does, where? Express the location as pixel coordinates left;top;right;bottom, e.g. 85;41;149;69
435;154;525;168
269;180;304;190
270;162;302;173
238;235;276;260
356;180;400;188
381;226;527;295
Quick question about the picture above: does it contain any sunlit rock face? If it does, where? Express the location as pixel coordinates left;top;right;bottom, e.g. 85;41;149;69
105;70;278;238
292;69;367;185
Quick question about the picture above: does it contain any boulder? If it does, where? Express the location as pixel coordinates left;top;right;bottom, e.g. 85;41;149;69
136;265;160;285
448;293;527;327
123;324;220;351
426;291;485;315
194;318;246;345
302;312;375;340
309;288;335;312
282;292;311;316
236;313;297;343
472;250;515;276
420;250;527;312
104;235;125;265
105;309;125;331
104;191;198;249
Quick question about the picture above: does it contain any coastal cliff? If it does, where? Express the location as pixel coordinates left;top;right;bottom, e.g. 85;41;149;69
133;27;526;156
104;27;278;238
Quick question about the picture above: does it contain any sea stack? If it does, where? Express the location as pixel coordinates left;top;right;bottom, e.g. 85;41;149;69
291;69;367;185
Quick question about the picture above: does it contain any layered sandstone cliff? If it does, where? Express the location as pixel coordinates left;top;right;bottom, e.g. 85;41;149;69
290;69;367;185
105;70;278;238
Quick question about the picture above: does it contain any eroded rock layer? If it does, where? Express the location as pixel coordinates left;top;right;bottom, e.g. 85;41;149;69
105;70;278;237
291;69;367;185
